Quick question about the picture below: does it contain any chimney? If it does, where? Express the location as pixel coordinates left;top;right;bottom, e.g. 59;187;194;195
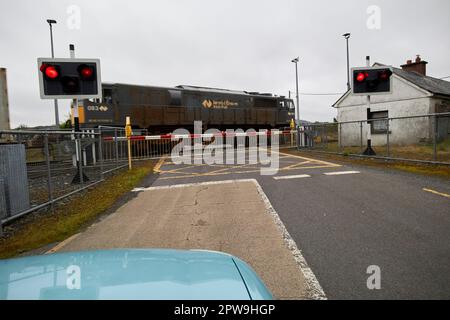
0;68;10;131
401;55;428;76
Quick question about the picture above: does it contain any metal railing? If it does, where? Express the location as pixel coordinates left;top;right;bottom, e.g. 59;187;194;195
0;126;297;231
296;112;450;165
0;129;128;232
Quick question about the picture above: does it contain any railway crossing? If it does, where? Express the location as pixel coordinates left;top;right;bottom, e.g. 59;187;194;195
155;150;341;181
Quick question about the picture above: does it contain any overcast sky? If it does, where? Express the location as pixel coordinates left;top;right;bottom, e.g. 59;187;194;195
1;0;449;127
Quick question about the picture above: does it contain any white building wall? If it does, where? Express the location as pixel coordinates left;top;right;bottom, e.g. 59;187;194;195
336;74;434;146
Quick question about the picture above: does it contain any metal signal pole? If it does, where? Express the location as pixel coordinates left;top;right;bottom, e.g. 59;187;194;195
47;19;59;128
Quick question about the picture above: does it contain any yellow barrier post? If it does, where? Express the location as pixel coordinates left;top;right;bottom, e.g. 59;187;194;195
126;116;132;170
290;118;295;147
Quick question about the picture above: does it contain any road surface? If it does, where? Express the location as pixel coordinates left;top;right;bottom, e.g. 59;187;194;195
148;150;450;299
53;149;450;299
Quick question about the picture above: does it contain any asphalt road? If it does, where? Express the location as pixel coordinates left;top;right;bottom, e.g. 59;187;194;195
149;150;450;299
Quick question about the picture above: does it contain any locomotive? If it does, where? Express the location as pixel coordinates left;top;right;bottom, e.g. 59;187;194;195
75;83;295;132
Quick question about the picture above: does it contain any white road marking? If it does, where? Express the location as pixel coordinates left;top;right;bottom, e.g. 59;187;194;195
324;170;360;176
132;179;251;192
273;174;311;180
251;179;327;300
134;178;327;300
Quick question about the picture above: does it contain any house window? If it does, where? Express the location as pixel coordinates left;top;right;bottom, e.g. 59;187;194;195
369;110;389;134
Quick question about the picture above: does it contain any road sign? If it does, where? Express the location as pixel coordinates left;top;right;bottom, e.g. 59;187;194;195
351;66;393;95
37;58;102;99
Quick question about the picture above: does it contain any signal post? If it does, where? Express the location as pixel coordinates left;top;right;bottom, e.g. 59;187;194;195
351;56;393;155
37;48;102;184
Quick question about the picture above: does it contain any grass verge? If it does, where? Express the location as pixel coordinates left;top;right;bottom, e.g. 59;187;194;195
285;149;450;179
0;160;155;259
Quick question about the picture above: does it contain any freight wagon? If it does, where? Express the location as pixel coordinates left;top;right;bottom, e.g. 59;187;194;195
75;83;295;132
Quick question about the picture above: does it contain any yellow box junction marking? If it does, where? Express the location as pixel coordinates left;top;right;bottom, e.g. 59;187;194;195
423;188;450;199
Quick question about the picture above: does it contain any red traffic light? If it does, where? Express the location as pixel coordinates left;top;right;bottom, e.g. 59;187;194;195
40;64;59;79
356;72;368;82
352;67;393;94
78;64;95;80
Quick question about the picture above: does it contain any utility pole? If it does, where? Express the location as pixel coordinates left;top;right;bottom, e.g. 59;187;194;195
46;19;59;128
291;57;300;126
363;55;376;155
69;44;89;184
69;44;80;132
343;33;351;91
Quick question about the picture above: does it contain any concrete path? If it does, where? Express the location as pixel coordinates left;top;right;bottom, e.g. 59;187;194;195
55;179;315;299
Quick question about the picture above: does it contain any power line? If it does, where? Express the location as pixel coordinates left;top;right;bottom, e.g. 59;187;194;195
300;92;344;96
288;90;344;96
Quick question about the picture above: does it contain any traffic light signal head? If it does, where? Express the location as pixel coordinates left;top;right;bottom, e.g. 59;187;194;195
37;58;102;99
352;66;393;95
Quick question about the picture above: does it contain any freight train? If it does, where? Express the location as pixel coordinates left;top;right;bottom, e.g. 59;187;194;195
75;83;295;132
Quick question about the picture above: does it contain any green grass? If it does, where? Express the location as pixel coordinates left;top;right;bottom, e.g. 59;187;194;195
26;147;45;162
312;139;450;162
287;149;450;179
0;161;155;259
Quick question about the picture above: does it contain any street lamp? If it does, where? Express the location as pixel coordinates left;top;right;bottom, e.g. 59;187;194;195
343;33;351;91
291;57;300;126
46;19;59;128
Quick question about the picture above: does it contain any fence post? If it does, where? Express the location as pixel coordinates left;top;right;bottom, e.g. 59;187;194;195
114;128;119;163
43;133;54;210
91;130;97;165
98;130;104;180
360;121;363;153
433;115;438;161
386;119;390;157
82;130;87;166
338;123;342;153
78;134;84;184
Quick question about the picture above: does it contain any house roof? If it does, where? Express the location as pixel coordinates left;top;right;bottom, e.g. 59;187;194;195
332;63;450;107
390;66;450;97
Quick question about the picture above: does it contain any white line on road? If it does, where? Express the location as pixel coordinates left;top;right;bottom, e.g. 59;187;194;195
251;179;327;300
273;174;311;180
323;171;360;176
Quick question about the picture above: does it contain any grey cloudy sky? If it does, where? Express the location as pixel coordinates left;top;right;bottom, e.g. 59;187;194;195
1;0;449;127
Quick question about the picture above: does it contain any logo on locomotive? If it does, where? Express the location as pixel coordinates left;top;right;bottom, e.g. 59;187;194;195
202;99;238;109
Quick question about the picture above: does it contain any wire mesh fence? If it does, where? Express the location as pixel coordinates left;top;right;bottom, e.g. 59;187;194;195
298;113;450;164
0;129;127;230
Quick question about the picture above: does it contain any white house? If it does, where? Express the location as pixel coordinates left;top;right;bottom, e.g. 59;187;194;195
333;56;450;146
